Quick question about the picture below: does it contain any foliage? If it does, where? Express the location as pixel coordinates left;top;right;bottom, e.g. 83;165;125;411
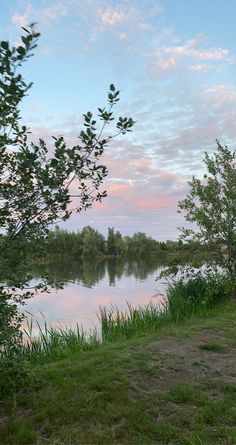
178;141;236;284
0;24;135;361
99;302;165;342
124;232;160;257
0;291;25;352
166;268;232;322
0;354;34;396
198;342;227;353
107;227;124;256
81;226;105;257
99;268;232;342
34;226;164;260
15;318;99;365
0;25;135;242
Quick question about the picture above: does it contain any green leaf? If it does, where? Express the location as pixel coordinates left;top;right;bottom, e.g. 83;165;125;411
1;41;9;50
16;46;26;55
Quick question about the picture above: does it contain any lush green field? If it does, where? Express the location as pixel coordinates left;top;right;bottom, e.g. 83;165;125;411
1;300;236;445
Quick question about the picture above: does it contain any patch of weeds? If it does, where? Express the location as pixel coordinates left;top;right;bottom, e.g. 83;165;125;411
208;380;236;395
217;427;236;444
151;422;179;442
198;342;227;353
168;410;192;427
220;383;236;394
1;419;36;445
198;400;235;427
168;383;208;406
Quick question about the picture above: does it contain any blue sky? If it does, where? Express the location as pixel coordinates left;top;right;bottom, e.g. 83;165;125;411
2;0;236;240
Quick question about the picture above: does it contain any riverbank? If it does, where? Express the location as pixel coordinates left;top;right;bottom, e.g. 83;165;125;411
1;300;236;445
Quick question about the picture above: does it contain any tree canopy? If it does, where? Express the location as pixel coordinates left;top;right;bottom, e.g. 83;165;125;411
0;24;135;243
0;24;135;356
178;141;236;284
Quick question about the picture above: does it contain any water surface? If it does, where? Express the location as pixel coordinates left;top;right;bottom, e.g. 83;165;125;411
23;258;167;334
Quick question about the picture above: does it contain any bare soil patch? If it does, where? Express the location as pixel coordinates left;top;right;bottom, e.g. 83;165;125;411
133;330;236;392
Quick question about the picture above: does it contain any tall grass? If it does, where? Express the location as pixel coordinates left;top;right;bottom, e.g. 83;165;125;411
0;319;100;395
12;318;100;363
167;272;231;321
99;273;231;341
98;301;167;341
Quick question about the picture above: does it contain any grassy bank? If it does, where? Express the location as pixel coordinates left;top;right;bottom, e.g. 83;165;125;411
1;298;236;444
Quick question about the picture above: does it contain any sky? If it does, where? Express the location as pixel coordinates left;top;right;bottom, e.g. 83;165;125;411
1;0;236;240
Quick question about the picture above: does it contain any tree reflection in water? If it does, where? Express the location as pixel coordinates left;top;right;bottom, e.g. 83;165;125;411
24;258;166;333
31;257;165;289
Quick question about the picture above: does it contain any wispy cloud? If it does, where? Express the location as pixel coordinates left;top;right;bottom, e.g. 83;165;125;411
164;36;232;62
11;1;69;27
11;0;163;54
11;5;33;27
204;84;236;102
149;34;235;75
189;64;211;72
98;8;134;27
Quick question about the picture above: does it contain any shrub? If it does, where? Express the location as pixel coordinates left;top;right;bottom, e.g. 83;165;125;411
166;270;231;322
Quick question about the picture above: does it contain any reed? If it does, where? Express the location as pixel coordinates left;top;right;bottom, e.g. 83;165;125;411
99;301;168;341
17;318;99;363
99;273;231;341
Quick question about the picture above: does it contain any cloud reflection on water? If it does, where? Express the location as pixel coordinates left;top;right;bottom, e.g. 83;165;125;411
22;259;166;335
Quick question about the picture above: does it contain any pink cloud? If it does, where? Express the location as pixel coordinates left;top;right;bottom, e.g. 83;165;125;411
149;34;234;77
94;200;111;211
137;198;174;210
164;38;232;63
98;9;129;26
157;58;176;71
205;84;236;102
107;183;132;195
11;2;69;28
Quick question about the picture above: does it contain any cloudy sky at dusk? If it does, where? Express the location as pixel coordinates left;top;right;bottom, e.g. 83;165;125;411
2;0;236;240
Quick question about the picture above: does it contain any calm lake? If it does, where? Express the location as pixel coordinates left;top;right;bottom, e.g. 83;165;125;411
23;258;167;335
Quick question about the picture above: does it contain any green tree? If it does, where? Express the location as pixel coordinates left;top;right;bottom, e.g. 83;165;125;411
0;24;135;357
107;227;124;256
178;141;236;287
81;226;105;257
124;232;160;258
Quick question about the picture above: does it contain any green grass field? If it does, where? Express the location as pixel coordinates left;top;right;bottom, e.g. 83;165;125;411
1;300;236;444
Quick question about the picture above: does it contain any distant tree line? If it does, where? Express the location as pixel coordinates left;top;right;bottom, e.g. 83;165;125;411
29;226;212;262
